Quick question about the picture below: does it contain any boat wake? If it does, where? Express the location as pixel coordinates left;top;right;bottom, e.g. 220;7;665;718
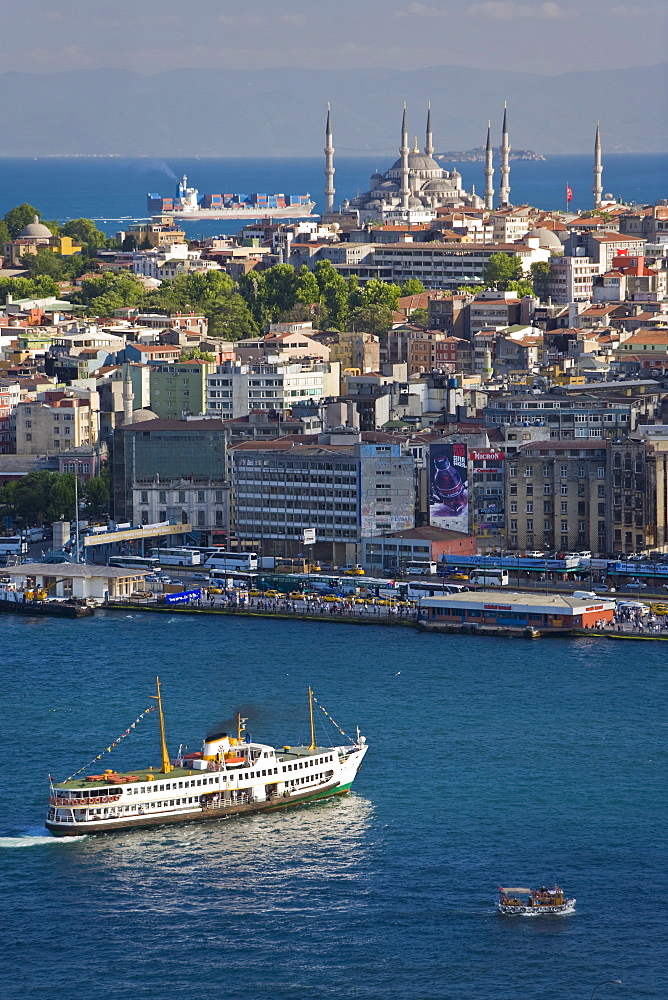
0;826;87;847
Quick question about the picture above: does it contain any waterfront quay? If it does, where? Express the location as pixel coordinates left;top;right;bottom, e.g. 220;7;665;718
105;589;668;640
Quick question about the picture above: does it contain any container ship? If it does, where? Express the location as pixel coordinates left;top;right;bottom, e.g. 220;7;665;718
45;680;367;836
147;174;315;220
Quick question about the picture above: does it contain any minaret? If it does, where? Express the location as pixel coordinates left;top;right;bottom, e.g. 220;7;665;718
425;102;434;157
484;120;494;211
499;103;511;207
122;363;134;426
593;121;603;210
400;104;410;210
324;104;335;215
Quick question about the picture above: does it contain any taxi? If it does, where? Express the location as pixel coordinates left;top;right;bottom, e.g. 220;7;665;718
323;594;342;603
448;572;469;581
207;586;224;595
289;591;304;600
248;589;261;597
651;602;668;615
264;590;281;598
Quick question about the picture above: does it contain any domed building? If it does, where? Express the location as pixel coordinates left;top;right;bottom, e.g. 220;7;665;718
19;216;53;239
525;227;565;251
328;106;484;223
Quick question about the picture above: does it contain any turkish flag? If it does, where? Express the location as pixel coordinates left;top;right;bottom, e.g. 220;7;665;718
566;184;573;203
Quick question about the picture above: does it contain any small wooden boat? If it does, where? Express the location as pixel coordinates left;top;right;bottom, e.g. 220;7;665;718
498;885;575;915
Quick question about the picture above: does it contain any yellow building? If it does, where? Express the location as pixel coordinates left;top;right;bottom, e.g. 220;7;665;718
48;235;82;256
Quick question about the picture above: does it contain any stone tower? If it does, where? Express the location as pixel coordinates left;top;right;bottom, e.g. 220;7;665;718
593;121;603;210
400;104;410;210
499;103;511;207
425;102;434;158
484;120;494;211
122;363;134;426
324;104;335;215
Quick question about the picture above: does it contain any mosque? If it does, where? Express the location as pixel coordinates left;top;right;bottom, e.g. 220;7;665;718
324;105;605;222
324;105;507;222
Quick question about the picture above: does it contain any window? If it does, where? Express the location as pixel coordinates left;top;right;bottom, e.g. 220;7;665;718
526;502;533;514
526;519;533;532
561;502;568;514
561;520;569;532
159;491;166;503
543;501;551;514
597;467;605;479
560;465;568;478
542;464;550;477
561;485;568;496
197;490;205;503
141;491;148;503
197;510;205;526
178;491;186;503
510;502;517;514
509;465;517;477
578;466;586;478
524;466;533;478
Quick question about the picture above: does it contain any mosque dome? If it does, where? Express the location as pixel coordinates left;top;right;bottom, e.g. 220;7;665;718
378;180;400;191
407;195;423;208
19;215;52;239
130;408;159;423
390;152;442;173
526;227;563;249
423;179;452;192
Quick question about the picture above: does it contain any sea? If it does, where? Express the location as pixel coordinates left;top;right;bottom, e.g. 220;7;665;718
0;154;666;240
0;612;665;1000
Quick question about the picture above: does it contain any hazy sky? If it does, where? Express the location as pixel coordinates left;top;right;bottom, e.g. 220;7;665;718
2;0;666;76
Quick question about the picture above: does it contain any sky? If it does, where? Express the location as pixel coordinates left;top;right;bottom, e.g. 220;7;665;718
2;0;666;77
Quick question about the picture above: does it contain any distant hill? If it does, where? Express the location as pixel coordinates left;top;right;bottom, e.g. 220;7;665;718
438;148;546;162
0;62;666;156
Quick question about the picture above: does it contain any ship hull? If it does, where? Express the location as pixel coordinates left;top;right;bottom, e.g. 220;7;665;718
166;206;315;220
45;779;352;837
498;900;576;915
0;597;93;619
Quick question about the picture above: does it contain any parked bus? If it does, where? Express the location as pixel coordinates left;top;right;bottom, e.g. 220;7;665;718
149;547;201;567
469;568;509;587
203;550;258;572
0;536;28;562
405;561;437;576
108;555;160;571
407;580;470;599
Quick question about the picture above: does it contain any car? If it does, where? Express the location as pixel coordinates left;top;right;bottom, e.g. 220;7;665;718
207;587;224;595
289;591;304;600
650;603;668;615
191;573;210;581
626;582;649;590
592;584;611;592
264;590;281;598
323;594;342;602
308;564;321;572
130;590;153;599
248;589;261;597
343;566;365;576
526;551;545;559
578;551;592;560
448;573;469;582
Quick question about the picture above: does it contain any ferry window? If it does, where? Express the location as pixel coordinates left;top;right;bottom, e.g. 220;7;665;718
159;785;164;791
262;770;266;777
169;800;174;806
140;787;145;793
166;784;171;790
196;780;201;786
178;782;183;788
274;768;278;774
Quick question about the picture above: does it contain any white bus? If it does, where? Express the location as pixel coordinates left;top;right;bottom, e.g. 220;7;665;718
469;568;509;587
204;550;258;572
149;547;201;567
407;580;470;599
0;536;28;561
109;555;160;571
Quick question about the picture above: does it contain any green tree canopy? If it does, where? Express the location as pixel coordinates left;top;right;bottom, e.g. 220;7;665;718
82;475;109;519
181;347;216;362
237;270;270;329
482;253;524;291
61;218;108;252
0;219;10;246
530;260;552;301
0;274;60;302
0;471;76;526
361;278;401;312
350;304;394;337
20;249;66;281
400;278;426;296
4;203;41;239
294;265;320;305
314;260;349;329
409;307;429;329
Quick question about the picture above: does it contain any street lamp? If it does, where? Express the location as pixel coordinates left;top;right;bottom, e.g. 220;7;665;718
590;980;622;1000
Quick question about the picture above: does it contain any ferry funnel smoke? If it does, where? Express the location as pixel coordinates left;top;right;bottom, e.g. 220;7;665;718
140;159;179;183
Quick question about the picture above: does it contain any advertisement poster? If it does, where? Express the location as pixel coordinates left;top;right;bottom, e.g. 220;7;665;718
429;442;469;533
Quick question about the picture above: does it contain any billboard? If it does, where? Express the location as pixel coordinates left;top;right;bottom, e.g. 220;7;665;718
429;442;469;533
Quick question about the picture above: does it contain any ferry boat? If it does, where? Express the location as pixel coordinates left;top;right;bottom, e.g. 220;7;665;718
0;581;93;618
498;885;575;915
45;680;367;836
147;174;315;220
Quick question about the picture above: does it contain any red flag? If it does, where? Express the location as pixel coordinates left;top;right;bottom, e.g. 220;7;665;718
566;184;573;203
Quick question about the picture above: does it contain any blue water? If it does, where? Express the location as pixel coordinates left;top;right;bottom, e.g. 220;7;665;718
0;155;666;239
1;612;666;999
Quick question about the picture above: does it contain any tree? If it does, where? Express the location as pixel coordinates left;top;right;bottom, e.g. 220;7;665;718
401;278;426;296
314;260;349;329
61;218;108;252
409;307;430;329
361;278;401;312
294;265;320;305
181;347;216;362
482;253;523;291
206;293;259;341
0;471;76;526
83;475;109;519
262;263;299;319
0;220;11;246
4;203;41;239
237;270;270;329
347;274;364;311
0;274;60;302
457;284;484;296
20;249;66;281
506;279;534;298
530;260;552;301
350;304;394;336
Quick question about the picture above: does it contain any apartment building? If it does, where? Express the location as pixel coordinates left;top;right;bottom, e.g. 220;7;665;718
367;242;549;290
150;360;216;419
427;294;470;338
469;293;523;335
15;391;100;455
207;361;340;419
545;256;601;304
231;436;415;564
484;393;645;439
505;442;608;555
609;434;668;555
0;380;20;453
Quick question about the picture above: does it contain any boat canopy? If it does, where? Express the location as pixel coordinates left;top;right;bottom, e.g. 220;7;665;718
500;887;533;893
